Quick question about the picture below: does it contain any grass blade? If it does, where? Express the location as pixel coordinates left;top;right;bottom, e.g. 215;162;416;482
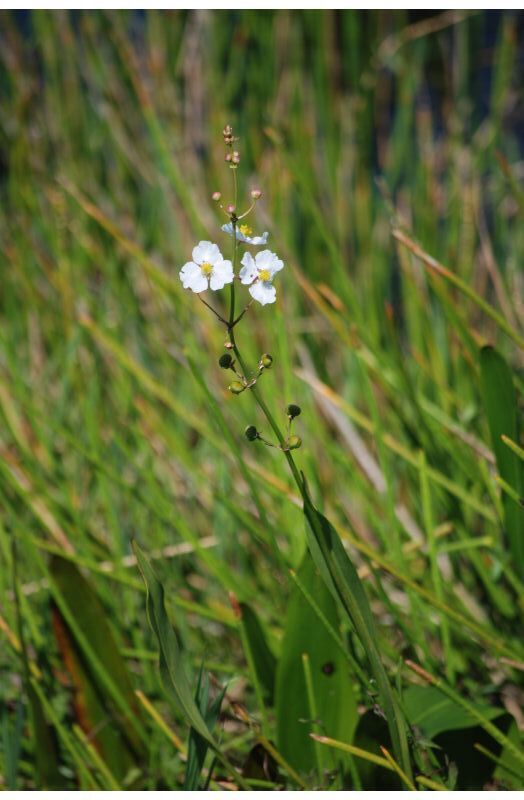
133;542;215;745
393;229;524;350
479;345;524;573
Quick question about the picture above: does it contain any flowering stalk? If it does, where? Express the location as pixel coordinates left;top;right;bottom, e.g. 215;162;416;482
179;125;414;784
228;166;238;330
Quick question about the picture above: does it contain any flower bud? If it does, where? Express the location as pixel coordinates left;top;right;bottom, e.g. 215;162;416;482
212;191;221;202
228;381;244;395
287;435;302;450
219;353;233;369
225;153;232;162
287;404;302;419
232;151;240;165
226;203;236;215
244;425;258;442
223;124;233;138
260;353;273;369
224;341;234;350
250;188;262;200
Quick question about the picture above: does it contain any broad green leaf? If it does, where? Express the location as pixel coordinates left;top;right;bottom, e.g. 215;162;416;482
51;604;137;781
11;555;65;789
494;721;524;787
27;682;66;789
239;602;277;704
275;552;358;775
302;481;413;782
184;668;225;791
479;345;524;574
49;556;146;774
133;542;215;746
403;685;504;739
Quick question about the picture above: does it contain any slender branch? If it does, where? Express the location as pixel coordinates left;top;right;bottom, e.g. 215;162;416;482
237;200;256;220
230;299;253;329
198;295;228;325
229;334;303;492
257;434;279;449
228;170;239;330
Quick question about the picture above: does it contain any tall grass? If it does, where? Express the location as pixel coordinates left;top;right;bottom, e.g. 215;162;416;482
0;10;523;790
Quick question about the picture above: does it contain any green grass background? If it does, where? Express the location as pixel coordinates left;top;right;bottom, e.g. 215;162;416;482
0;10;523;790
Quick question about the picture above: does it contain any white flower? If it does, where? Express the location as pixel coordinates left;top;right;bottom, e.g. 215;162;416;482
221;222;269;246
179;241;234;293
239;250;284;305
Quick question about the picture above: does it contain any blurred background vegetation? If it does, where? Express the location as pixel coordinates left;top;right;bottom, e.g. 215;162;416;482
0;10;523;790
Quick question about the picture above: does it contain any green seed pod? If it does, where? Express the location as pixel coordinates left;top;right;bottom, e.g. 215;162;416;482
287;435;302;450
260;353;273;369
228;381;244;395
219;353;234;369
287;404;302;419
244;425;258;442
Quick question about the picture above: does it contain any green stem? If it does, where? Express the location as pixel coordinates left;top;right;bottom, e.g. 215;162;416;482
230;334;303;490
222;161;412;784
228;168;239;329
226;322;413;784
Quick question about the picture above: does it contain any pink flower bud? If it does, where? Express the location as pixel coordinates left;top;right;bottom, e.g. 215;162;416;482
226;203;236;214
225;153;232;162
211;191;221;201
232;151;240;164
250;188;262;200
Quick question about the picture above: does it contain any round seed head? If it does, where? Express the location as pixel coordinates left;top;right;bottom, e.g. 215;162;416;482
244;425;258;441
260;353;273;369
287;435;302;450
228;381;244;395
219;353;233;369
287;404;302;419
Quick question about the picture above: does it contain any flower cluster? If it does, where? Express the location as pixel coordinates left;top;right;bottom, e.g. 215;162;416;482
179;239;282;306
178;124;283;306
178;123;302;453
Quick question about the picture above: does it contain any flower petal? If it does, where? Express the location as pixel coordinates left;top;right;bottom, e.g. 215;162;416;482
179;260;200;286
192;241;221;265
209;259;234;290
239;252;257;285
245;232;269;245
249;281;276;305
268;256;284;277
254;249;274;270
221;223;269;246
180;261;208;293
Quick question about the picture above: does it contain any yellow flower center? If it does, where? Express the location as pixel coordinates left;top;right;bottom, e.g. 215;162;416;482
239;224;252;237
201;262;213;275
258;269;271;282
